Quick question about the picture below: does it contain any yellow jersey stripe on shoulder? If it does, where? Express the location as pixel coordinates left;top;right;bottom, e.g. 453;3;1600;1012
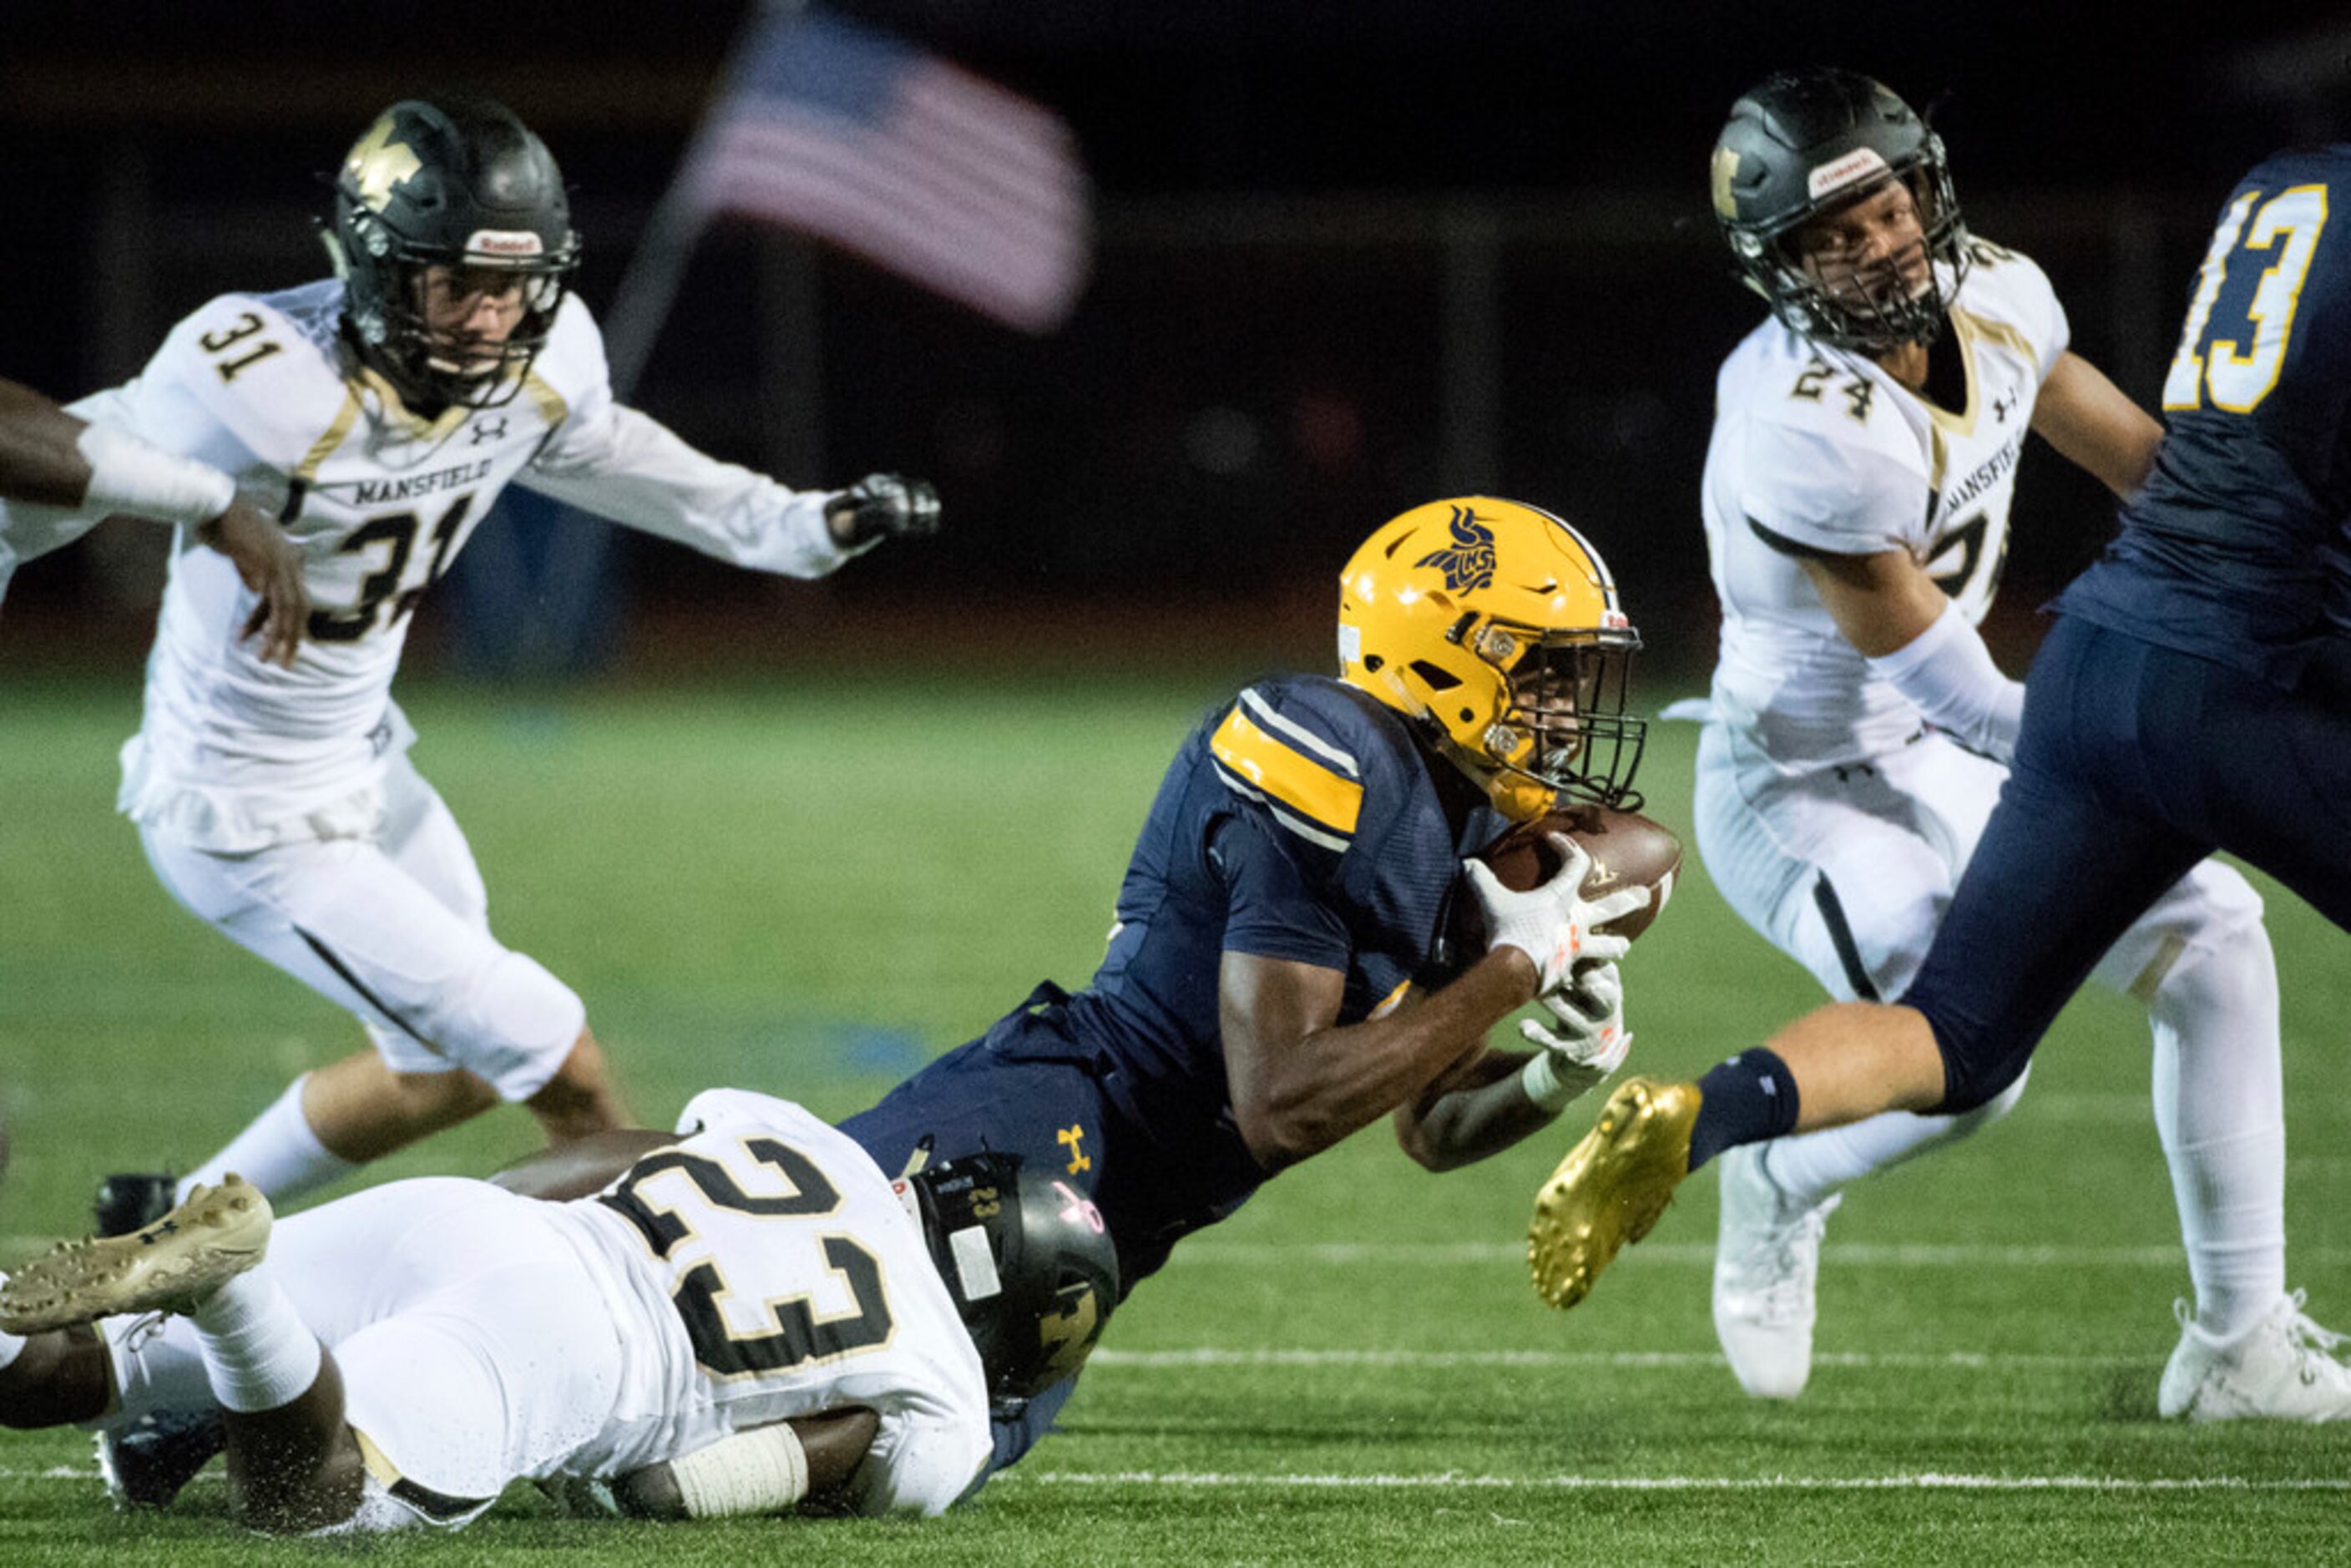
1211;702;1363;842
294;383;365;485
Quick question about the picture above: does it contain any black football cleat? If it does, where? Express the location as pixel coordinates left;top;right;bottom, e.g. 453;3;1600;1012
96;1406;228;1511
93;1173;178;1238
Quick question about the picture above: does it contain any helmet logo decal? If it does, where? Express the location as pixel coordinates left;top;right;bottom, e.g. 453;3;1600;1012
1056;1124;1091;1174
465;229;546;257
1051;1180;1107;1234
346;117;422;212
1414;505;1497;593
1711;145;1742;218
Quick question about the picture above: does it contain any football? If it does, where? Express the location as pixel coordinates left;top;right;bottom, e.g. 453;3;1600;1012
1468;803;1683;943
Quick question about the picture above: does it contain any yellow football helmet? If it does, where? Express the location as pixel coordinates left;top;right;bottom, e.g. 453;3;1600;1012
1337;497;1645;821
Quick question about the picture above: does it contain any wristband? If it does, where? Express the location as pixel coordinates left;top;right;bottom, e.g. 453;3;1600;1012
668;1423;811;1518
1520;1050;1583;1114
76;422;237;526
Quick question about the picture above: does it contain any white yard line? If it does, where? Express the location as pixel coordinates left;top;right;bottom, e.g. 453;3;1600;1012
1164;1240;2351;1267
1090;1348;2144;1369
1013;1469;2351;1493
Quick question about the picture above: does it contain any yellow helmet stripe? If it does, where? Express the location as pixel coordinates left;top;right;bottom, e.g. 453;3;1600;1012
1210;701;1363;844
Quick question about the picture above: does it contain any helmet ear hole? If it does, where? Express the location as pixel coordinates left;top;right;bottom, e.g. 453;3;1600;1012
1410;660;1462;692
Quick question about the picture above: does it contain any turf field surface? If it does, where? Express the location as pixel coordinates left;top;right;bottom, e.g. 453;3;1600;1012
2;670;2346;1565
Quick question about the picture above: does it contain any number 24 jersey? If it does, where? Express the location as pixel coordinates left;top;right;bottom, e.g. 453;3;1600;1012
1700;242;2069;767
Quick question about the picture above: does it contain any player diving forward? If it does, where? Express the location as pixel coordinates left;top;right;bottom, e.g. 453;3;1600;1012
0;1090;1115;1532
70;89;940;1229
1534;133;2351;1420
837;496;1657;1470
1682;67;2337;1414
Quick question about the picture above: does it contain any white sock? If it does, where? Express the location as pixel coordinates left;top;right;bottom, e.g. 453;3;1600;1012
188;1266;321;1414
0;1272;23;1372
178;1075;358;1205
2147;930;2287;1340
1760;1069;2030;1210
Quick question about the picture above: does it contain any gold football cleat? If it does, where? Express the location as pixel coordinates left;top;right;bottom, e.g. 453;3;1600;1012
1528;1076;1702;1309
0;1176;271;1335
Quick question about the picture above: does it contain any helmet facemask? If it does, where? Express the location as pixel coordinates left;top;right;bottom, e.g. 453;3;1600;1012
1734;160;1969;351
1438;620;1647;818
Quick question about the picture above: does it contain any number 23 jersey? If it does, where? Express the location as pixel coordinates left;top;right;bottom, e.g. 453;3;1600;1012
1699;243;2069;768
547;1089;993;1515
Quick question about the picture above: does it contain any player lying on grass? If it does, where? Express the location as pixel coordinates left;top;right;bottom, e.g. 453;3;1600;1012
1529;134;2351;1422
0;374;306;661
0;1090;1115;1533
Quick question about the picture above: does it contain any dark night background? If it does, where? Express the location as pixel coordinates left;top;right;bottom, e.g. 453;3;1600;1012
7;1;2350;682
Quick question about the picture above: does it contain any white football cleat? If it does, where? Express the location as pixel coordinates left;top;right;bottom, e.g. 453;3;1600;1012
2159;1290;2351;1423
1711;1143;1841;1400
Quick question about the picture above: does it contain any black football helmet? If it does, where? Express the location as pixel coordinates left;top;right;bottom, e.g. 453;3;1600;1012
900;1151;1119;1415
1710;68;1969;350
326;91;581;412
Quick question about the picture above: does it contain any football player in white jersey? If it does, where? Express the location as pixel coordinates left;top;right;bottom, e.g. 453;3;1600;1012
0;1090;1114;1532
0;375;306;661
67;91;943;1225
1690;68;2340;1415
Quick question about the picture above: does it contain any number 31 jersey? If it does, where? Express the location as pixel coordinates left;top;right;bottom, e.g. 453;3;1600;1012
547;1089;993;1515
1699;243;2070;768
78;278;847;852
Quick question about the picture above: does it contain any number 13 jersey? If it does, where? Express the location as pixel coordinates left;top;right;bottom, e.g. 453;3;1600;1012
1699;243;2070;769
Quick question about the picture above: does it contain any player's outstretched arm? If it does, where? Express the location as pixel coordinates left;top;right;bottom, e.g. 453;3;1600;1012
2031;351;2162;499
0;377;308;664
1804;548;2022;762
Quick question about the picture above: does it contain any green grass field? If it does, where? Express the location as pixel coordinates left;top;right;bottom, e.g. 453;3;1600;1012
3;667;2348;1565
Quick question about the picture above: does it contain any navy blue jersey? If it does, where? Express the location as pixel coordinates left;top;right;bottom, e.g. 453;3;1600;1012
1074;673;1500;1135
841;673;1497;1297
2059;144;2351;685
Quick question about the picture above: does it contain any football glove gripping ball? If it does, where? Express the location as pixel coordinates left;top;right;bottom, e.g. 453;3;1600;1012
832;473;942;547
1462;836;1641;994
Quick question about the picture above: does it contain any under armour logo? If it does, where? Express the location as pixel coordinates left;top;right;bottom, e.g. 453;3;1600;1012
470;417;509;445
1057;1124;1091;1174
1993;391;2017;424
140;1219;180;1245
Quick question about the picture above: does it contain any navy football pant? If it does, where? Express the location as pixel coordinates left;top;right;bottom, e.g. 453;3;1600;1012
1909;616;2351;1112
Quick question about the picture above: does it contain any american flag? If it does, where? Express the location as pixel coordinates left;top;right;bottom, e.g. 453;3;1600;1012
684;6;1090;332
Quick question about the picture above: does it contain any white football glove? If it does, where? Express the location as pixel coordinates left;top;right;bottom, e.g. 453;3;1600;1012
1517;960;1632;1111
1460;835;1649;994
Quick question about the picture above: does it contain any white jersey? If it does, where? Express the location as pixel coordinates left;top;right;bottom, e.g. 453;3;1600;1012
543;1089;993;1515
71;281;857;850
1700;242;2069;769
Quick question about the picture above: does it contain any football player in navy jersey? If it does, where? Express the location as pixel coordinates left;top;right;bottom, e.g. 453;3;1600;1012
1533;144;2351;1420
837;495;1655;1469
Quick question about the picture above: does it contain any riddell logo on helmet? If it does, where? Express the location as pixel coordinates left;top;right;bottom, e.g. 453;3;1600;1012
465;230;544;257
1807;148;1890;201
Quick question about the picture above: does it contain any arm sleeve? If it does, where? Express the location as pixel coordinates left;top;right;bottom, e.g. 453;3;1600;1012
1863;595;2024;762
1738;417;1925;558
516;332;861;580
